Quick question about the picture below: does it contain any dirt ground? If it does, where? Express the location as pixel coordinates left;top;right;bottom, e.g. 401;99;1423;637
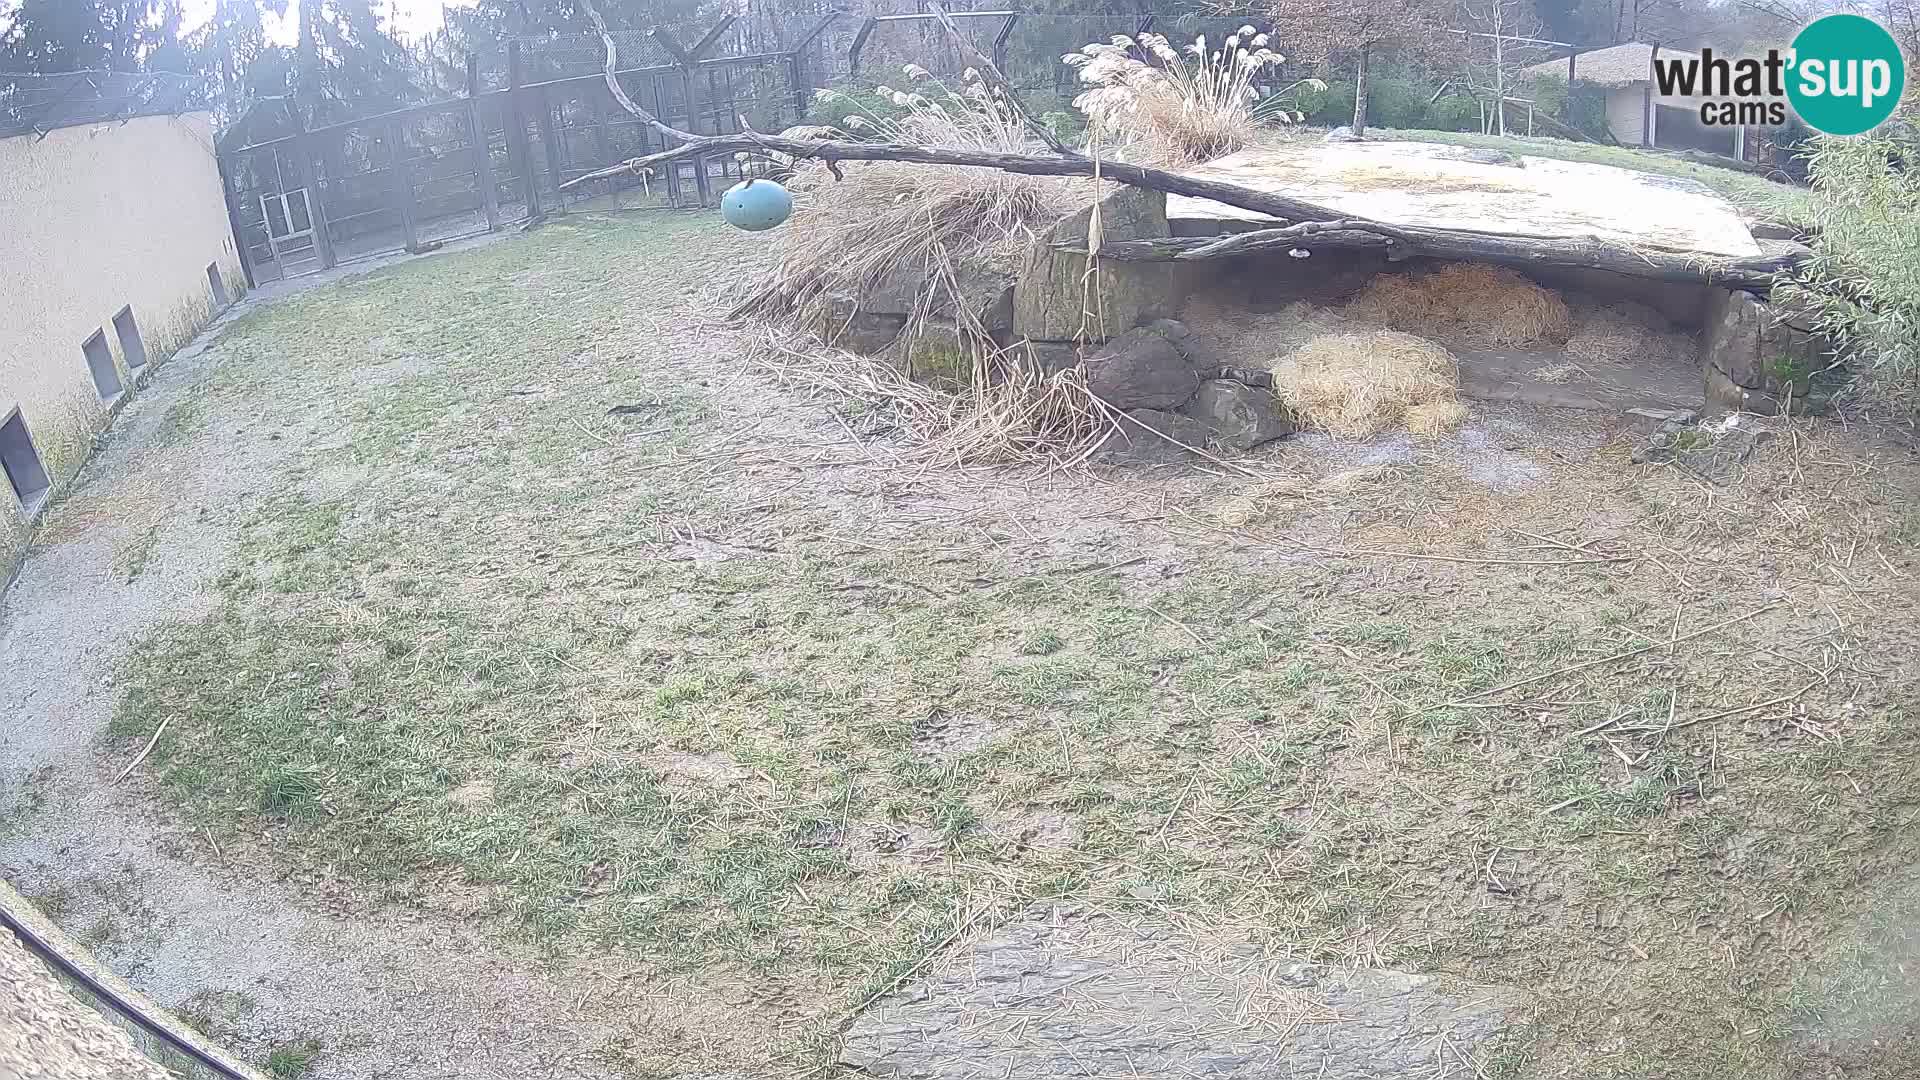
3;212;1919;1079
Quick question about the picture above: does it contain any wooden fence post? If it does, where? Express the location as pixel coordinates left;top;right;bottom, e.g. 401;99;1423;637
286;108;336;270
507;40;542;219
650;27;708;206
536;84;568;213
787;12;841;118
215;151;259;289
466;55;501;231
388;116;422;251
1643;42;1658;148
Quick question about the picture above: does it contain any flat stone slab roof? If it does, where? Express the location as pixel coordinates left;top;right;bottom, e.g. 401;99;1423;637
1169;140;1763;259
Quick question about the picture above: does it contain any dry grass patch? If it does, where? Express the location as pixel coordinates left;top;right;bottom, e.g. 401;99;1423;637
1272;330;1466;438
82;211;1920;1080
1345;263;1573;349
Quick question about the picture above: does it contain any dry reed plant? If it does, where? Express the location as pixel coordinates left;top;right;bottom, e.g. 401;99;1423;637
731;67;1113;467
749;331;1113;469
1343;263;1573;349
1064;30;1319;165
735;65;1086;358
1565;302;1697;367
1271;330;1466;437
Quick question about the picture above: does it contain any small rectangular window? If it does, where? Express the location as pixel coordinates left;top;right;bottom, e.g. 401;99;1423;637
0;408;51;514
207;262;230;307
113;306;148;369
82;329;123;401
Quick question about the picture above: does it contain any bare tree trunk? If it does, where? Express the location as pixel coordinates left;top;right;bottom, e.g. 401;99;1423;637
1085;221;1802;291
1352;45;1370;137
1492;8;1507;136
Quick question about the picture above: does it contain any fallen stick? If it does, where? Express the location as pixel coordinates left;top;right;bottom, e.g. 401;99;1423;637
114;717;171;785
1409;603;1781;718
1658;677;1825;732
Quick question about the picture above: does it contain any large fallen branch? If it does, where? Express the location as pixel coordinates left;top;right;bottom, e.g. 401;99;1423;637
1074;220;1804;291
571;0;1789;293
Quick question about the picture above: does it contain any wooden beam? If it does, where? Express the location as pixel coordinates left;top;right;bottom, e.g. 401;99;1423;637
1084;222;1799;292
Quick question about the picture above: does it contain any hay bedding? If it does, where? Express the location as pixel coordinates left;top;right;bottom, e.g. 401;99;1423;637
1188;262;1696;441
1342;263;1573;350
1272;330;1466;438
1565;301;1697;368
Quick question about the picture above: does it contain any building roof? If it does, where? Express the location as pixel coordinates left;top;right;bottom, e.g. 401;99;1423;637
1525;42;1702;89
0;70;196;140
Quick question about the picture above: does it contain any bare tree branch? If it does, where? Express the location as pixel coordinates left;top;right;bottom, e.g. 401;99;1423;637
568;0;1791;296
925;2;1080;158
579;0;694;147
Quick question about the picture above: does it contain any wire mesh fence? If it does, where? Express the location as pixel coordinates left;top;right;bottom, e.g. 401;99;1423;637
0;70;196;140
212;7;1336;285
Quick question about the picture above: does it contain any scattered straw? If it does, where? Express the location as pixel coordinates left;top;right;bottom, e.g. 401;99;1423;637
1405;399;1469;436
1565;301;1697;367
749;331;1111;469
1343;263;1572;349
1271;330;1466;438
1527;362;1585;383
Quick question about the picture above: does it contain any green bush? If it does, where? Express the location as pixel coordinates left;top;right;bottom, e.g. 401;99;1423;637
1298;79;1357;126
1783;120;1920;410
1298;75;1494;133
1429;93;1481;132
1373;76;1444;130
1524;74;1609;140
804;82;909;132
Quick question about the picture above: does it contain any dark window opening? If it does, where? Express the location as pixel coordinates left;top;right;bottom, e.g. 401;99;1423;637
113;306;148;369
207;262;230;307
0;408;51;512
82;329;123;401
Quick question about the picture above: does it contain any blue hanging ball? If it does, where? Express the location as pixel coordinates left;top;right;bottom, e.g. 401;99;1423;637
720;178;793;232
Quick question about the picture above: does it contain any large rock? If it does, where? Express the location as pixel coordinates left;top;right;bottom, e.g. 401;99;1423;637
1015;187;1178;342
1181;379;1294;450
821;294;907;354
1084;328;1197;409
842;909;1533;1079
856;264;1015;344
1702;288;1834;413
1091;409;1211;463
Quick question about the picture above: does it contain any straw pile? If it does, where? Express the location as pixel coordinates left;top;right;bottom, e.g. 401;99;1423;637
1565;301;1697;366
1343;263;1573;348
1271;330;1466;437
729;74;1110;467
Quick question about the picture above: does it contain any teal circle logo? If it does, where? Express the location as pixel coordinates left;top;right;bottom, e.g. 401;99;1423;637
1786;14;1905;135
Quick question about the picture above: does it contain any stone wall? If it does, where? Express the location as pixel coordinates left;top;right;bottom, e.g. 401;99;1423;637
1702;288;1836;414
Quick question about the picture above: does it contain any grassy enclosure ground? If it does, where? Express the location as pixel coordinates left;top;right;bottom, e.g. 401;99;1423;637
60;211;1920;1077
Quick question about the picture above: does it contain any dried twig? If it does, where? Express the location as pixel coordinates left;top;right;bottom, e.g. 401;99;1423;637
1659;676;1827;732
1409;603;1781;718
1143;603;1206;646
114;717;171;784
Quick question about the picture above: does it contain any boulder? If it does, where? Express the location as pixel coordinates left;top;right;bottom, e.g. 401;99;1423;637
1015;187;1178;342
822;294;907;354
860;264;1015;340
1702;288;1834;414
1181;379;1294;450
1140;317;1192;344
1019;340;1083;375
1084;328;1198;410
1097;408;1212;462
